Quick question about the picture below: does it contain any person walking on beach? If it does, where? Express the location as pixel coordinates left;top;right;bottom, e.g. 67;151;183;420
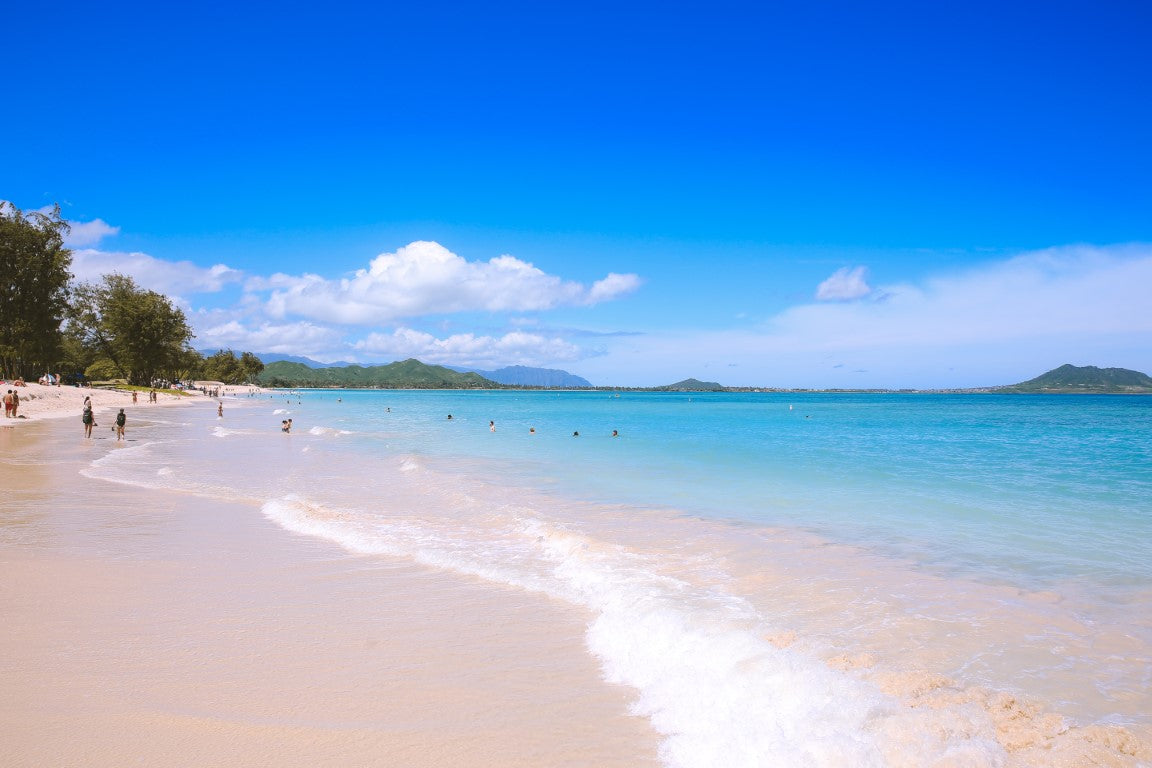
82;400;95;438
217;402;223;418
10;389;18;418
3;389;11;418
115;408;126;441
132;391;138;404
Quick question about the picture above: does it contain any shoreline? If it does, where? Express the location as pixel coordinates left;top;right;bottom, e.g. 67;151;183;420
1;381;271;430
0;406;659;767
1;382;193;424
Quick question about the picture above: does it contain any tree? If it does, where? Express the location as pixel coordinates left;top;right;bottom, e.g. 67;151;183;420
201;349;243;383
57;333;93;382
0;202;73;378
239;351;264;381
84;357;123;381
174;348;206;383
68;274;195;386
201;349;265;384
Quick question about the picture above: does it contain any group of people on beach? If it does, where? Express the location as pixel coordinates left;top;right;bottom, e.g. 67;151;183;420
80;396;128;440
128;389;159;404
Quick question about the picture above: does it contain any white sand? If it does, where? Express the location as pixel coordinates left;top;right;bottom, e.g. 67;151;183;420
0;408;659;767
1;381;266;424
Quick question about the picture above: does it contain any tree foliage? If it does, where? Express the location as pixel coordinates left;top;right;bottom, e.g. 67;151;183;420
0;202;73;378
201;349;265;384
68;273;195;386
84;357;123;381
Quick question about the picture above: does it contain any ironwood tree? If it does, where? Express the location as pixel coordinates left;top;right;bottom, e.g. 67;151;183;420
200;349;265;384
0;202;73;378
68;273;195;386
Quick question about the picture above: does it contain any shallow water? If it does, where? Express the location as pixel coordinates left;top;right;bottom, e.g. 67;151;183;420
82;390;1152;767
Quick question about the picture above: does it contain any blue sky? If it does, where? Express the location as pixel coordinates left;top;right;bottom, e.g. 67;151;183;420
5;1;1151;387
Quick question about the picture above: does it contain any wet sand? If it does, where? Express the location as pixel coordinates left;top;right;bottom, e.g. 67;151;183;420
0;418;659;767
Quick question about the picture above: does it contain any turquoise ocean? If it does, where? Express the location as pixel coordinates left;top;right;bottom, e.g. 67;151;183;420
89;390;1152;767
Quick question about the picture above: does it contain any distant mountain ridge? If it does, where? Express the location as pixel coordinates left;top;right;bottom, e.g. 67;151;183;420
247;353;592;386
996;364;1152;393
253;352;356;369
446;364;592;387
255;359;496;388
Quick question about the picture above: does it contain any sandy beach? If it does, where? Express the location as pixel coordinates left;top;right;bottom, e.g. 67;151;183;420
0;380;268;426
0;404;658;767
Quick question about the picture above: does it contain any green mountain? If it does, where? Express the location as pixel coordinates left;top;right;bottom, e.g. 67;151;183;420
997;364;1152;394
255;358;499;389
658;378;725;392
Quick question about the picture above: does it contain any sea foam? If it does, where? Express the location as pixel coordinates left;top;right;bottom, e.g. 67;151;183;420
260;495;1007;767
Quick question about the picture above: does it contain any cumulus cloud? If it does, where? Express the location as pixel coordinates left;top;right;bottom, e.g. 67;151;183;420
62;218;120;247
71;249;243;295
193;320;344;357
815;266;872;301
352;328;586;368
259;241;641;323
589;272;645;302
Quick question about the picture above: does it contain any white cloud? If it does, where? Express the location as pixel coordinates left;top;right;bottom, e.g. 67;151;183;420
21;206;120;247
781;246;1152;348
815;266;872;301
63;218;120;247
353;328;586;368
71;249;243;295
589;272;644;303
193;320;344;357
260;241;641;323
